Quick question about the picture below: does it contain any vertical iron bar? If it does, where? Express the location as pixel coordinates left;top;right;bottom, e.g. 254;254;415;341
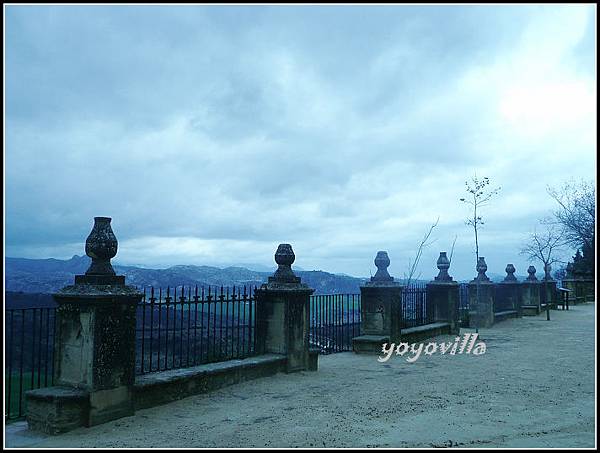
193;286;199;365
165;287;171;370
207;286;213;362
236;287;241;359
18;309;25;418
252;286;257;354
242;287;248;356
149;287;156;372
37;308;43;387
30;309;36;390
157;287;163;371
44;308;50;387
178;286;185;368
219;285;223;360
187;286;192;367
51;307;57;385
7;310;14;419
140;287;146;374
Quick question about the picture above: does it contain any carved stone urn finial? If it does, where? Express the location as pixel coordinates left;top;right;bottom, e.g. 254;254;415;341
372;251;393;282
475;257;490;282
526;265;538;281
544;263;553;281
434;251;453;282
504;263;517;282
270;244;300;283
85;217;118;276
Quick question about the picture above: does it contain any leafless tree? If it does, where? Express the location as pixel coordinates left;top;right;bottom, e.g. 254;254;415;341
547;179;595;251
520;222;567;320
460;175;501;264
521;223;566;275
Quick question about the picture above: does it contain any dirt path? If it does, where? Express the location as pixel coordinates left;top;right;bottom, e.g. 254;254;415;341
6;303;596;448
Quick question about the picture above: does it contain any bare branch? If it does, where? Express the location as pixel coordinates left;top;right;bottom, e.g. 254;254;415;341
404;217;439;286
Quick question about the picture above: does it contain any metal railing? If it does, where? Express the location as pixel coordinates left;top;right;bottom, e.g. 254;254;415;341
5;307;56;420
136;286;258;375
4;283;433;420
400;283;432;328
309;294;361;354
459;282;470;327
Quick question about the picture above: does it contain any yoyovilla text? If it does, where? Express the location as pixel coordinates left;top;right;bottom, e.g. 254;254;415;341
378;333;486;363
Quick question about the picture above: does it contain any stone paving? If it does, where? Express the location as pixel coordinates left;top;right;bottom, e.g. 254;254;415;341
5;303;596;448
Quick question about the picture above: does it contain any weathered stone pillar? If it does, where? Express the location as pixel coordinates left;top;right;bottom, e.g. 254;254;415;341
563;251;595;304
26;217;142;434
495;264;522;316
563;278;595;304
562;261;595;304
426;252;459;334
352;251;402;353
541;264;558;308
468;257;495;328
254;244;316;373
520;265;541;315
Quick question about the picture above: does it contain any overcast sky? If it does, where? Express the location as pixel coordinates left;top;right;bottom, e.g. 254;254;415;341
5;5;596;280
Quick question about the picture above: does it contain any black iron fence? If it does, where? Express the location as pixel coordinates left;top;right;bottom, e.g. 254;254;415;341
310;294;361;354
5;283;433;420
5;307;56;420
136;286;258;375
400;283;432;328
459;282;470;327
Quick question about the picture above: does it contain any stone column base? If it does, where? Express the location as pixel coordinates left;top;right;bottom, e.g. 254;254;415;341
307;349;320;371
25;386;89;435
352;335;389;354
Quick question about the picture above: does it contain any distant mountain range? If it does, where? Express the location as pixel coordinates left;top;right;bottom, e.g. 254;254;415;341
4;255;367;297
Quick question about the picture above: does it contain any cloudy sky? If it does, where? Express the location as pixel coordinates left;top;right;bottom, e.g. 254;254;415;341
5;5;596;280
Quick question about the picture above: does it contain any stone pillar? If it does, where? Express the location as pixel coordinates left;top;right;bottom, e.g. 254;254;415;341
521;265;541;315
254;244;316;373
352;251;402;353
541;264;558;308
468;257;495;328
26;217;142;435
495;264;522;316
563;278;595;304
426;252;459;334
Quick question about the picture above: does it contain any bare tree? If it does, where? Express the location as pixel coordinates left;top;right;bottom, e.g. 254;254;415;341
547;179;595;249
403;217;439;286
547;179;595;275
520;222;566;320
460;176;501;264
460;175;501;333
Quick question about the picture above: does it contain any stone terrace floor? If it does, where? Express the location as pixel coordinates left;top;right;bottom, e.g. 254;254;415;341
6;303;596;448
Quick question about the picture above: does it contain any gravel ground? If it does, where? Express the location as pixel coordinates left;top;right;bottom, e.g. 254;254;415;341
6;303;596;448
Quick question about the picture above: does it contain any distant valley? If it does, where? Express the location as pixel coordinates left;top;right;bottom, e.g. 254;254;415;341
5;256;367;304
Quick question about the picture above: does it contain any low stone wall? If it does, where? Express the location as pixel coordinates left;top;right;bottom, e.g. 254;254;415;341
134;354;288;410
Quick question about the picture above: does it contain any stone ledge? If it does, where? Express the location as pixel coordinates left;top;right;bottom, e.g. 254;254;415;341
401;322;451;343
133;354;287;410
352;335;390;354
521;305;540;316
26;386;89;402
401;322;450;335
494;310;519;322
